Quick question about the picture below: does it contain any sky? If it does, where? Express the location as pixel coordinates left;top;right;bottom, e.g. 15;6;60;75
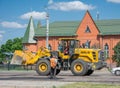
0;0;120;44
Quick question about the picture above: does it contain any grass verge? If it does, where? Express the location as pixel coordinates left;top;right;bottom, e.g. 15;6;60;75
57;82;120;88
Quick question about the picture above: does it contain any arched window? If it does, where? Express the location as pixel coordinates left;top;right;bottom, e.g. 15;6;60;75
23;45;28;51
104;43;109;58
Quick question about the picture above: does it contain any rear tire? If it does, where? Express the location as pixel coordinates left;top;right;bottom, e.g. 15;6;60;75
36;59;50;76
70;59;88;76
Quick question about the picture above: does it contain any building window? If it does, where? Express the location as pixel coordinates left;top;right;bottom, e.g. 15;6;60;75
23;45;28;50
104;43;109;58
85;40;91;48
85;26;91;33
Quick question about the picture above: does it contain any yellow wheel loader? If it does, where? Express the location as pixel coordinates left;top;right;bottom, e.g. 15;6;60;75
11;38;106;76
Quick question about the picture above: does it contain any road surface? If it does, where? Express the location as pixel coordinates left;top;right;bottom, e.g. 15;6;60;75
0;68;120;88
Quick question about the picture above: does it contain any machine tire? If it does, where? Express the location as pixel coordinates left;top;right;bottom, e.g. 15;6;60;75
115;70;120;76
70;59;88;76
85;69;94;76
36;59;50;76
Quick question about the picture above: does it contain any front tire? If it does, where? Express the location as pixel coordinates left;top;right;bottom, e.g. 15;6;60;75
36;59;50;76
70;59;88;76
115;70;120;76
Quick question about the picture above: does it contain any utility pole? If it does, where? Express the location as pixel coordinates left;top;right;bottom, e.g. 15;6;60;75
46;13;49;48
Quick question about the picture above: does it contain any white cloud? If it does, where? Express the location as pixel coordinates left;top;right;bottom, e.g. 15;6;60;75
0;34;3;39
107;0;120;3
48;0;95;11
0;31;5;39
0;31;5;34
20;11;47;20
48;0;53;4
0;21;26;28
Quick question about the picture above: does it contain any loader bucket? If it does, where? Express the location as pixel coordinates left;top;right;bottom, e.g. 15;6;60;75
10;50;25;65
10;55;23;65
11;47;51;65
10;50;37;65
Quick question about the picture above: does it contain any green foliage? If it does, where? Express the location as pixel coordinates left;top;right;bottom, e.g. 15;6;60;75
112;41;120;67
0;37;23;61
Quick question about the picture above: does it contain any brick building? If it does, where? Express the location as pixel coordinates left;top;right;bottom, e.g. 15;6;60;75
22;11;120;58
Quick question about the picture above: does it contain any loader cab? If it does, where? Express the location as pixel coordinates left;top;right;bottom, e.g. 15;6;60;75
58;38;80;56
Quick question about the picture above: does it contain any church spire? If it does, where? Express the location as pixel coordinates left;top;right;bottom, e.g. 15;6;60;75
22;16;36;43
37;21;41;29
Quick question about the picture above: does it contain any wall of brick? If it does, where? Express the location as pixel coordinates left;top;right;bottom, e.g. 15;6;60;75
101;35;120;57
76;11;100;48
23;43;37;52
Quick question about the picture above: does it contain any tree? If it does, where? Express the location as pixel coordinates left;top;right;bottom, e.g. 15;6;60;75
0;37;23;62
112;41;120;67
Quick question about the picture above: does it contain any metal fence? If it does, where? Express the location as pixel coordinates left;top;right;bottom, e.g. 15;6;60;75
0;64;35;71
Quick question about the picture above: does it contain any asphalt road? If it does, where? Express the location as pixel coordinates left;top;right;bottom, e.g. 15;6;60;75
0;68;120;88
